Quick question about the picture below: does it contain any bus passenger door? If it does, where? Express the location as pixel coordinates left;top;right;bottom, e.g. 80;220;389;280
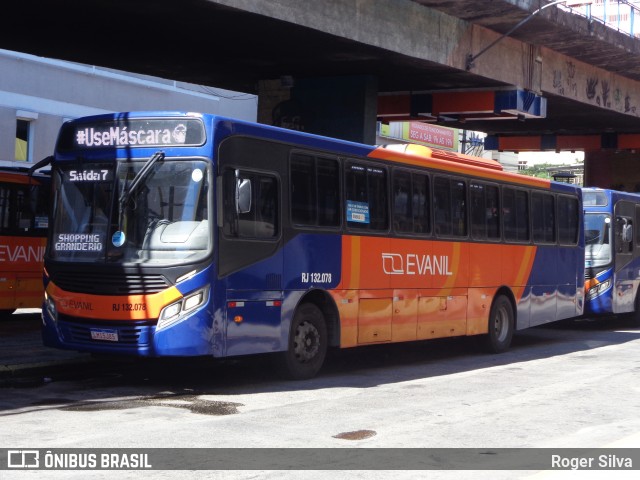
529;192;558;327
218;163;284;357
529;246;558;327
0;274;17;311
613;203;635;313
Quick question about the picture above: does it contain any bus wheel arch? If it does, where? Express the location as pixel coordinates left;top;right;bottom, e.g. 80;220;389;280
299;289;340;347
631;288;640;325
277;290;338;380
481;288;516;354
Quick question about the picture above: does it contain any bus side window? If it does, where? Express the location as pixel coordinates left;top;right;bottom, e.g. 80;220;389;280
291;153;316;225
32;184;50;231
367;167;388;231
558;195;579;245
393;169;430;235
470;183;486;240
434;176;466;237
470;182;500;241
532;192;556;244
486;184;500;239
0;183;11;234
412;172;430;234
504;187;530;243
345;163;388;231
290;153;340;228
393;170;412;233
316;158;340;227
433;176;451;236
0;183;47;236
451;179;467;237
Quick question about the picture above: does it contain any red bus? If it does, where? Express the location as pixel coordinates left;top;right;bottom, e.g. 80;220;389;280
41;112;584;379
0;161;50;318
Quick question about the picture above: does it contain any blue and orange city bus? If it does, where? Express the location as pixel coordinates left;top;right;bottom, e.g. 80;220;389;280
0;161;50;318
41;112;584;379
583;187;640;322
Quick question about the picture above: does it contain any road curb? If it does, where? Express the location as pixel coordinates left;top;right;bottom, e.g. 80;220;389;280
0;357;97;385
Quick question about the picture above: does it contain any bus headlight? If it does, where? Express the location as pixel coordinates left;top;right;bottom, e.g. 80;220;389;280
587;279;611;300
157;286;209;331
161;302;182;322
44;292;57;322
183;289;206;312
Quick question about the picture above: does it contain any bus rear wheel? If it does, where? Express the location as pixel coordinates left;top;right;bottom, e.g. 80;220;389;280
277;303;327;380
481;295;514;353
630;292;640;326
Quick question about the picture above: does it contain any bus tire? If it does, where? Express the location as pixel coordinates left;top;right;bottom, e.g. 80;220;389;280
481;295;514;353
631;292;640;326
277;302;327;380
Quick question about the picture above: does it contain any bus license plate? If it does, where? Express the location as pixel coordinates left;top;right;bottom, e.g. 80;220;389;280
90;328;118;342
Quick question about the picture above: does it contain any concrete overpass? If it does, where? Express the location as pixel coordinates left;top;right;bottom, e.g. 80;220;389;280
3;0;640;187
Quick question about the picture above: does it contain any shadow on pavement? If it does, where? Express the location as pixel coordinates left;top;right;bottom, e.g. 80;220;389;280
1;308;640;415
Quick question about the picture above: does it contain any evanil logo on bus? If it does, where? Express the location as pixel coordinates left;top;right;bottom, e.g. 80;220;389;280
0;244;45;263
381;253;453;276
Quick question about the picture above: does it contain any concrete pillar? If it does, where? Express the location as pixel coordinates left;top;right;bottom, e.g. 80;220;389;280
258;75;378;144
585;150;640;192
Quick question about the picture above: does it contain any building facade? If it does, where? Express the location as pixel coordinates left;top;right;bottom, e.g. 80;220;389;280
0;49;257;165
563;0;640;37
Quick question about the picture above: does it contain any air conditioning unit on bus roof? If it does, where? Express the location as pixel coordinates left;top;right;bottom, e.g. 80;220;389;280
381;144;503;171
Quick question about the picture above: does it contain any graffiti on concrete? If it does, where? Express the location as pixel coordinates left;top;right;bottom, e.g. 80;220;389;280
566;61;577;97
553;69;564;95
625;94;637;115
552;60;637;115
601;80;610;108
586;77;598;102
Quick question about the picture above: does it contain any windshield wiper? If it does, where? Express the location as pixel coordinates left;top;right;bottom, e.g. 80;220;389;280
118;150;165;229
28;155;53;176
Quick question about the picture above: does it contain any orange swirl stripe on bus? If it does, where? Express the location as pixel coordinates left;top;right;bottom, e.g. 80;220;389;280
332;235;538;347
439;242;461;294
512;245;537;301
46;282;183;321
336;236;536;292
347;235;361;289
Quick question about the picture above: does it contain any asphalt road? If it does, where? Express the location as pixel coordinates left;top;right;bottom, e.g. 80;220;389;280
1;313;640;479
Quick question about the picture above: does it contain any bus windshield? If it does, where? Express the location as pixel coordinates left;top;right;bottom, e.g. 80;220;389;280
584;213;612;268
49;157;211;265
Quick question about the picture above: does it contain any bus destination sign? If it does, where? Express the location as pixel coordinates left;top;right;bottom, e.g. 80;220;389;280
58;118;206;151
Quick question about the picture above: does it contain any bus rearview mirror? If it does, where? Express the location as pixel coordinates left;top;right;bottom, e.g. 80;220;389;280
236;177;252;214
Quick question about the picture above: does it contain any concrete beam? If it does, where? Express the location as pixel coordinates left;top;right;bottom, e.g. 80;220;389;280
210;0;640;125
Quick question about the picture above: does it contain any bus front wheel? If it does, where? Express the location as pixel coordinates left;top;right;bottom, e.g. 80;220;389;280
277;303;327;380
481;295;514;353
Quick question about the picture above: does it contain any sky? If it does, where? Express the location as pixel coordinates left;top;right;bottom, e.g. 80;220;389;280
519;151;584;165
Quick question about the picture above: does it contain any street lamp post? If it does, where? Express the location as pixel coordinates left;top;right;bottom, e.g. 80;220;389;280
465;1;589;70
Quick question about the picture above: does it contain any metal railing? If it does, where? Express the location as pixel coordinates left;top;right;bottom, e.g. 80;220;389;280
560;0;640;38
